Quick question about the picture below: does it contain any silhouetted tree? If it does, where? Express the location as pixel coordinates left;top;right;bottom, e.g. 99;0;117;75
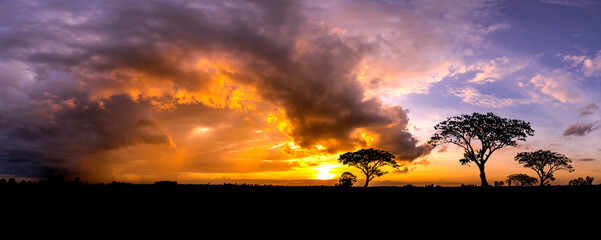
569;176;594;186
336;172;357;187
338;148;399;187
429;112;534;187
514;150;574;186
493;181;504;187
506;173;538;186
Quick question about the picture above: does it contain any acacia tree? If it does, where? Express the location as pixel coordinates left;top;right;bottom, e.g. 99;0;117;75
429;112;534;187
338;148;399;187
514;150;574;186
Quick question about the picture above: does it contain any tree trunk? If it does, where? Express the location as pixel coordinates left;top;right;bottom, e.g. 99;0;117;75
363;177;370;187
478;164;489;187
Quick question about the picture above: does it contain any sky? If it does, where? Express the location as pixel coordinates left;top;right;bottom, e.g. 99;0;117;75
0;0;600;185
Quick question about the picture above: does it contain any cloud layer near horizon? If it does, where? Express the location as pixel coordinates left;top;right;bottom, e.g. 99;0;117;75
0;0;501;181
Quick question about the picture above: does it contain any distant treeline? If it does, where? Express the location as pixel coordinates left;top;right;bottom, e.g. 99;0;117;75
0;176;598;189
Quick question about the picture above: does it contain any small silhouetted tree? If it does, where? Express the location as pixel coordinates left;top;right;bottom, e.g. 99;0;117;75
506;173;538;186
569;176;594;186
515;150;574;186
338;148;399;187
429;112;534;187
336;172;357;187
493;181;505;187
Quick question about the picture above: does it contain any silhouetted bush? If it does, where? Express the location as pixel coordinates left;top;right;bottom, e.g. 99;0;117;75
569;176;594;186
506;173;538;186
335;172;357;187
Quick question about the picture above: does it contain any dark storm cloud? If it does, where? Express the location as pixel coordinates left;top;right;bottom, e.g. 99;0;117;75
253;32;432;159
0;93;173;177
0;150;61;178
563;121;601;136
0;0;431;179
1;92;171;150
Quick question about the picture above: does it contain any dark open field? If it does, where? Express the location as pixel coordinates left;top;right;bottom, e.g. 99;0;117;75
2;181;599;208
2;182;596;234
2;181;599;230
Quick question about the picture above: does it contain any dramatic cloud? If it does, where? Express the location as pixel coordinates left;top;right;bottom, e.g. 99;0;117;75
306;0;499;97
4;0;599;186
563;121;601;136
3;0;512;181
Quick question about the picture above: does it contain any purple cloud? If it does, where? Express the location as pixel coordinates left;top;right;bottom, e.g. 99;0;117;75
563;121;601;136
579;103;600;116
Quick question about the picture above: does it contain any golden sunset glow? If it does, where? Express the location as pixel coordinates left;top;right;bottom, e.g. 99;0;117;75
314;164;339;180
191;127;211;135
1;0;600;187
267;110;293;136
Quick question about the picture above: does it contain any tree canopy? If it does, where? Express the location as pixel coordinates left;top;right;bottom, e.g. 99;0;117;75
338;148;399;187
429;112;534;186
514;150;574;186
506;173;538;186
336;172;357;187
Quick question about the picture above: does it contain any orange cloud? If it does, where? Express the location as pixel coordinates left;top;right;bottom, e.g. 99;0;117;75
1;0;493;183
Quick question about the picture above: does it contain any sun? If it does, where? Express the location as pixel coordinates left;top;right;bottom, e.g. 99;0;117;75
315;164;338;180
